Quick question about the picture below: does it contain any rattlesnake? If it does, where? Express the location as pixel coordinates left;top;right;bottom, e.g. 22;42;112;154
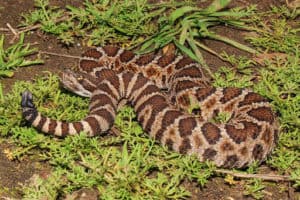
21;46;279;168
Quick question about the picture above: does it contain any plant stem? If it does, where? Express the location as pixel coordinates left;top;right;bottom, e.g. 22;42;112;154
208;33;258;54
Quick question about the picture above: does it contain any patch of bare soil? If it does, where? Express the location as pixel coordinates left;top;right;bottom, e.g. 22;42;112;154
0;0;295;199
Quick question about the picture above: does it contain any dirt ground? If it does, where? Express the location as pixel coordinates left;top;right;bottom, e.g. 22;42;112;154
0;0;297;199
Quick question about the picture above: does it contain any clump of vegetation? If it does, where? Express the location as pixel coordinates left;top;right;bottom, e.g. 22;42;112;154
21;0;187;46
21;0;257;68
138;1;258;66
0;33;43;77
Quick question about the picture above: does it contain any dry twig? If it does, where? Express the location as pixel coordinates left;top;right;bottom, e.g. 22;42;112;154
39;51;81;60
0;15;71;43
215;169;293;182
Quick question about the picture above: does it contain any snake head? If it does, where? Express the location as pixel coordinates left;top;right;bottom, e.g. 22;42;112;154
59;69;97;98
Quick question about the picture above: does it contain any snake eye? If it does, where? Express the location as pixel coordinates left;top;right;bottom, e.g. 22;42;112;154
77;76;83;81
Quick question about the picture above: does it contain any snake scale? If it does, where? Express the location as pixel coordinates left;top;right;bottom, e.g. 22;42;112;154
21;46;279;168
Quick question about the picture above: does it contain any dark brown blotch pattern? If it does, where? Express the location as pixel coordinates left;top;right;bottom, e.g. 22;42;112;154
48;119;57;134
193;134;203;148
201;122;221;144
37;116;47;131
61;122;69;137
157;54;176;68
134;85;159;105
239;92;267;107
90;108;115;126
73;122;83;133
223;155;238;168
176;93;191;107
130;74;149;96
146;67;159;78
196;87;216;102
173;65;202;79
203;97;217;110
80;79;97;93
94;68;116;80
103;46;119;57
178;117;197;137
119;50;135;62
247;107;274;123
121;72;134;94
85;117;101;135
90;94;116;112
162;110;182;126
146;105;169;133
79;60;100;73
107;73;120;91
239;146;248;156
261;128;272;144
82;48;103;59
165;138;174;150
155;110;182;141
175;80;200;92
252;144;264;160
220;141;234;151
135;94;169;132
135;53;155;66
202;148;217;161
220;87;242;103
179;138;191;154
175;57;194;69
98;82;118;100
125;64;139;73
226;121;261;144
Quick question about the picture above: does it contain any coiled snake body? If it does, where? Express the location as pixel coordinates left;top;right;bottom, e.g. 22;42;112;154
21;46;279;168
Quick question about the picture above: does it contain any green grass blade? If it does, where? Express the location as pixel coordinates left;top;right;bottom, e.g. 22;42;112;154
203;0;232;13
169;6;199;24
173;39;199;62
208;33;258;54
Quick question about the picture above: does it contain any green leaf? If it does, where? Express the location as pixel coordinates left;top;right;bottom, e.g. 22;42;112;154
169;6;198;24
173;39;199;62
204;0;232;13
0;70;14;77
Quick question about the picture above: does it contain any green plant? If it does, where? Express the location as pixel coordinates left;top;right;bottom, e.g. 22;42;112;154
21;0;192;46
247;9;300;54
0;33;43;77
138;0;258;73
244;179;265;199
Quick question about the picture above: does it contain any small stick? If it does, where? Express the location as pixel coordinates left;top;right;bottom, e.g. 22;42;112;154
1;15;70;35
215;169;293;182
6;23;20;43
18;24;42;34
6;23;18;36
0;28;10;31
18;15;70;34
39;51;82;60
